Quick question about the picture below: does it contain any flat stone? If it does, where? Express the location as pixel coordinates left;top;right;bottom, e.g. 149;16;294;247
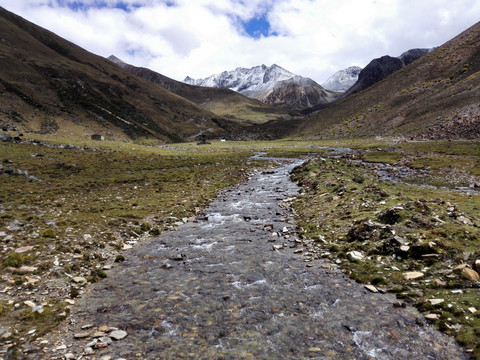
25;276;40;284
109;330;127;340
72;277;87;284
17;266;38;272
15;246;34;253
427;299;444;306
74;331;91;339
272;245;283;251
84;346;94;355
461;268;480;281
364;285;378;293
434;278;446;286
403;271;424;280
468;307;477;314
24;300;36;308
425;314;441;320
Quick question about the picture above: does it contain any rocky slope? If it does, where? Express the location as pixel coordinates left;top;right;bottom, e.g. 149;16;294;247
343;48;431;97
294;21;480;140
321;66;362;92
0;7;245;142
185;64;337;110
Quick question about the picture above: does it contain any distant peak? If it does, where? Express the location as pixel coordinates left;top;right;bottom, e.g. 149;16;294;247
107;55;127;68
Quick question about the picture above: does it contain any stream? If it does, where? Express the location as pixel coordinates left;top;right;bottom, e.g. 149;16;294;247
49;158;466;359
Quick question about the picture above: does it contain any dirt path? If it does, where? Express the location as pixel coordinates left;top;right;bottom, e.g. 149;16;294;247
37;159;466;359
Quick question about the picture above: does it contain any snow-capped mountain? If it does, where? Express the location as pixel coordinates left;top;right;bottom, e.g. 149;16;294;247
185;64;295;98
184;64;338;109
321;66;362;92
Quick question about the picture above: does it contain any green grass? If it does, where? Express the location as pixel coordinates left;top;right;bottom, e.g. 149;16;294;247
361;151;404;164
291;151;480;357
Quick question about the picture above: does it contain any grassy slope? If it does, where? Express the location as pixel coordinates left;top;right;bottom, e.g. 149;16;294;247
294;21;480;139
0;7;244;142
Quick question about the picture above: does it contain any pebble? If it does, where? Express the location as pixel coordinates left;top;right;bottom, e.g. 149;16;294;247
109;330;128;340
403;271;424;280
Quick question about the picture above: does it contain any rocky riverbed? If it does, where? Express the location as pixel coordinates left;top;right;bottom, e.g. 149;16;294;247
25;158;467;359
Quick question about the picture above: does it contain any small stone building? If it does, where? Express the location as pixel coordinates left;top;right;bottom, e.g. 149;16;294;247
91;134;105;141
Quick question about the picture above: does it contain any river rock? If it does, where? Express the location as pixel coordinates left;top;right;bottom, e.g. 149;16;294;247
347;251;364;261
364;285;378;293
427;299;444;305
461;268;480;281
109;330;127;340
72;277;87;284
425;314;441;320
169;254;184;261
403;271;424;280
74;331;91;339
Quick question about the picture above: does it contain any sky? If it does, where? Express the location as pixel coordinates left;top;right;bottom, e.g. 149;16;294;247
3;0;480;84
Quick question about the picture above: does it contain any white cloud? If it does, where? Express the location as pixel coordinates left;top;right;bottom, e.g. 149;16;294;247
3;0;480;83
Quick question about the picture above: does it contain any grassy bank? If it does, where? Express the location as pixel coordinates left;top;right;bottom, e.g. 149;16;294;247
291;141;480;358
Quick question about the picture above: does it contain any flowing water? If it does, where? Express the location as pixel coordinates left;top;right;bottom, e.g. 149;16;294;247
54;159;466;359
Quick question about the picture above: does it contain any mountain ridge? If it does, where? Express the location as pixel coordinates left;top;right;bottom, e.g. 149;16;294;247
185;64;338;110
107;56;291;124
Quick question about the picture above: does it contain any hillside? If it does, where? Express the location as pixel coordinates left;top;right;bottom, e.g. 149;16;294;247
108;56;291;124
294;22;480;140
0;7;245;142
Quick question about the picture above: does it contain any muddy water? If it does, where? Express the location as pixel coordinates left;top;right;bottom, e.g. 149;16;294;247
62;159;466;359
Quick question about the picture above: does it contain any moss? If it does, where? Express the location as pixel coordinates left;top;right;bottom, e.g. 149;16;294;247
2;252;29;268
42;228;56;238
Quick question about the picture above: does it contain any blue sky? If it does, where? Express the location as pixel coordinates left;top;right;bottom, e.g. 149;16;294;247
3;0;480;83
241;13;277;39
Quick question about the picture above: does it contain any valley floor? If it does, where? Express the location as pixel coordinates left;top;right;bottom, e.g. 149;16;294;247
0;135;479;358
